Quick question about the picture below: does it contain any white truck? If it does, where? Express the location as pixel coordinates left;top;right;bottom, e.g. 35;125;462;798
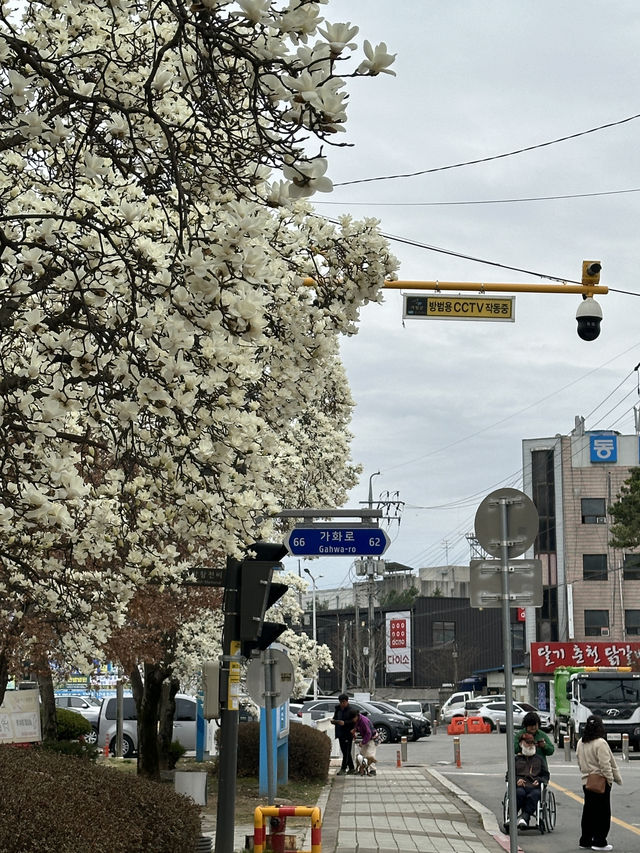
553;666;640;751
439;690;474;723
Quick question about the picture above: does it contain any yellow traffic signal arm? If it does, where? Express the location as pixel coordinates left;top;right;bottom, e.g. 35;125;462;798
380;281;608;296
302;278;607;296
302;260;607;298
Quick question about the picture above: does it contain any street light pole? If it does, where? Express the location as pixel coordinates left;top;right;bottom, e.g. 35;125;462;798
304;568;322;700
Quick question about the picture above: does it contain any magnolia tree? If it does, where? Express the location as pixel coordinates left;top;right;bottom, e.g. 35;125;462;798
0;0;398;705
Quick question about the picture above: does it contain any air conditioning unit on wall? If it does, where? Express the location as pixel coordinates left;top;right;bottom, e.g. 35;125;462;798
600;627;610;637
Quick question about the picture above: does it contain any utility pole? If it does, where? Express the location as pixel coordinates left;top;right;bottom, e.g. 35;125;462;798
368;564;376;695
304;567;322;699
366;472;379;697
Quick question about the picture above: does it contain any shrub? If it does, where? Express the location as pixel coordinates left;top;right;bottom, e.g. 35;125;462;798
168;740;187;770
234;721;330;782
0;744;201;853
287;722;331;782
236;722;260;777
55;707;92;741
42;739;98;762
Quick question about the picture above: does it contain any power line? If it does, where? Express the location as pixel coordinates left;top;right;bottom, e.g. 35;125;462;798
316;186;640;207
334;111;640;187
314;184;640;207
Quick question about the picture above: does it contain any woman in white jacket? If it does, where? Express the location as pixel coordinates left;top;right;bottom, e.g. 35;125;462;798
576;714;622;851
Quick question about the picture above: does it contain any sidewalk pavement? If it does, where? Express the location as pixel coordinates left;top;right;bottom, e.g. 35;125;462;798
201;760;512;853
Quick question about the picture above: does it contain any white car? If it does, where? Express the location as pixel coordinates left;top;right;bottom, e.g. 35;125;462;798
463;700;552;733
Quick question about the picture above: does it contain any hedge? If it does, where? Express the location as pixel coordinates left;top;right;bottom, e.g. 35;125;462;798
0;745;201;853
236;721;331;781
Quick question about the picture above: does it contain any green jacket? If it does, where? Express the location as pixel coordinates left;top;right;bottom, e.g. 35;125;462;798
514;727;554;771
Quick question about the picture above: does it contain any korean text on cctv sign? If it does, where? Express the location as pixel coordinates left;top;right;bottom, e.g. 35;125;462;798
403;294;515;321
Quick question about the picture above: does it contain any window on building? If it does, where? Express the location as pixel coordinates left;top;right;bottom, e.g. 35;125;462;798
583;554;608;581
532;450;556;552
581;498;607;524
584;609;609;636
623;554;640;581
625;610;640;636
432;621;455;646
511;622;525;651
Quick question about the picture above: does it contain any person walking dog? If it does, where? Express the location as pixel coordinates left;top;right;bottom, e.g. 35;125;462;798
331;694;356;775
576;714;622;851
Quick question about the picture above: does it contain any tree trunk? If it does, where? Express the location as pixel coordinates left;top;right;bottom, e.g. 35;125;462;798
134;663;167;780
37;664;57;742
158;676;179;771
0;651;9;708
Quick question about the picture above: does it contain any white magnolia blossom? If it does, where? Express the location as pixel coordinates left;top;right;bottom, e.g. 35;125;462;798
357;40;397;76
0;0;398;692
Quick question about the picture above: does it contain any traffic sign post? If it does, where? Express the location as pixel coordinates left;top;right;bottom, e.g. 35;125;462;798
473;488;540;853
470;559;543;607
286;525;390;557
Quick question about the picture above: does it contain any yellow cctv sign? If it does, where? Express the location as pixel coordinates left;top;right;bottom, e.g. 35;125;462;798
403;294;515;322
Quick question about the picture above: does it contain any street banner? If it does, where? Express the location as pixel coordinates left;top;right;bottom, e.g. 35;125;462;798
531;641;640;674
385;611;411;673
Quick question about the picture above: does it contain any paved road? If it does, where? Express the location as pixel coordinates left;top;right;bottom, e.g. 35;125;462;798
390;728;640;853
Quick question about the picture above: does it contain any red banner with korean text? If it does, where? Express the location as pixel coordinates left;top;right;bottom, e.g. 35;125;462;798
531;641;640;674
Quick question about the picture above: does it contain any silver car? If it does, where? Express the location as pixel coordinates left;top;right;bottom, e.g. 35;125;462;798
96;693;201;757
55;693;101;744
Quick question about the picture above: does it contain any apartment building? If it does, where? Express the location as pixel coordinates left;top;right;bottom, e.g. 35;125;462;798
522;418;640;649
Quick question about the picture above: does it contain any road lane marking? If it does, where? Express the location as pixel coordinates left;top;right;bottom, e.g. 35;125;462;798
550;781;640;837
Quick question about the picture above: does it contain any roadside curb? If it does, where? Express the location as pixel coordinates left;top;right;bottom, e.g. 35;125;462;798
426;766;500;834
426;767;520;852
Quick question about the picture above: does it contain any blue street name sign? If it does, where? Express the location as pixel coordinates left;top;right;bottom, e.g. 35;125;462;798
286;527;390;557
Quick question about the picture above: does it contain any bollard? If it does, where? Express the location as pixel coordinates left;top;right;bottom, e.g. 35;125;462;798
396;750;402;767
400;736;408;763
622;733;629;761
103;734;110;758
562;733;571;762
453;735;461;768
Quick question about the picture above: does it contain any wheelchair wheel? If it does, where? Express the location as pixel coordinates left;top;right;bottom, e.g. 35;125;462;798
541;788;557;832
502;791;510;833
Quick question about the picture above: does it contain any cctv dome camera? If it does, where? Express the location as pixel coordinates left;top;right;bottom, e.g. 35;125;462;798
576;297;602;341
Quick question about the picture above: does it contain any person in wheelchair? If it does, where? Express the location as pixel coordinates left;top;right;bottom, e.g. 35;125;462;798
514;710;554;772
514;732;549;827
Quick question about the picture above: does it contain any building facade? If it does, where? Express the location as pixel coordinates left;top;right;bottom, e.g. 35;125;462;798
522;420;640;650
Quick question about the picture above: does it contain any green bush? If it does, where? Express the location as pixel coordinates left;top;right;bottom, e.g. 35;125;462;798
168;740;187;770
236;722;261;776
55;707;92;741
287;722;331;782
42;738;98;761
0;744;201;853
234;721;330;782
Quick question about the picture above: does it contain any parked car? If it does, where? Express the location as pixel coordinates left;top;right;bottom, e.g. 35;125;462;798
298;698;412;743
444;694;506;724
395;700;433;735
289;702;303;721
368;700;431;740
96;693;201;757
54;693;101;744
456;699;552;733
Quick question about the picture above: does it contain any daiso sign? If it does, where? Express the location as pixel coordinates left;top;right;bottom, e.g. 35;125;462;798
385;611;411;673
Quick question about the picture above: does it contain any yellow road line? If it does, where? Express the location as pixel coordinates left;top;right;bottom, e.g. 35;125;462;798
549;781;640;836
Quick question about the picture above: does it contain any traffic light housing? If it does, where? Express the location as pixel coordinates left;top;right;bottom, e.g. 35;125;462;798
582;260;602;287
239;541;288;658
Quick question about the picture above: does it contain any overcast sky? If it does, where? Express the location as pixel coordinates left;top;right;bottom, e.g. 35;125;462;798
283;1;640;592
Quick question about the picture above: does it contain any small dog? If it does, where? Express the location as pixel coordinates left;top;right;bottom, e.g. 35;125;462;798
356;752;374;776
